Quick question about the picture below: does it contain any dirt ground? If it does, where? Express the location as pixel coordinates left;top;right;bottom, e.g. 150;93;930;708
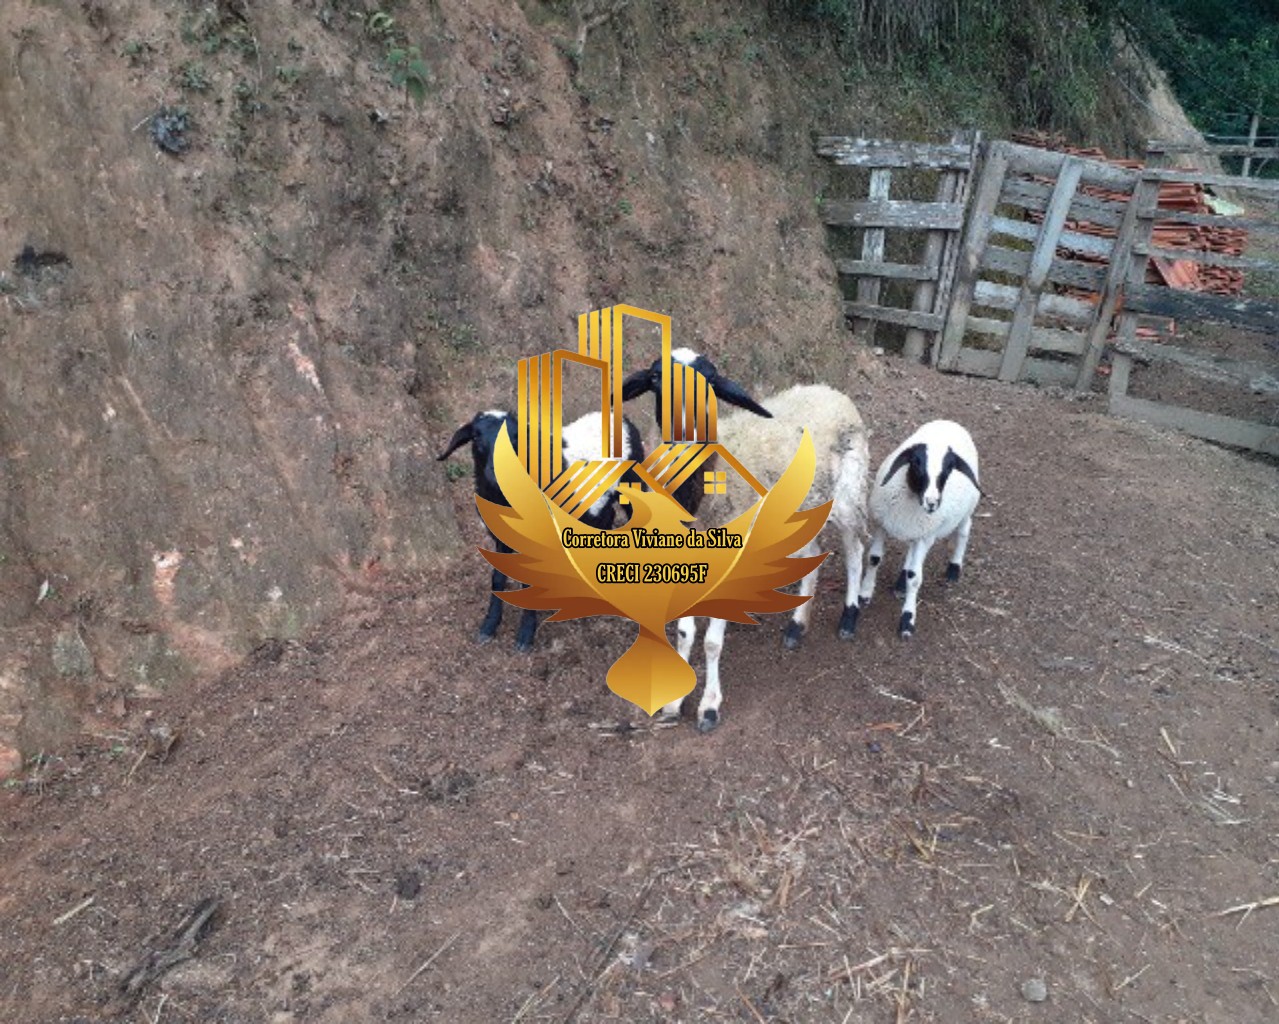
2;361;1277;1024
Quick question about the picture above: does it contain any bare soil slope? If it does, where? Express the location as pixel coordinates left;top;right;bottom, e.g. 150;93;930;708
3;364;1276;1024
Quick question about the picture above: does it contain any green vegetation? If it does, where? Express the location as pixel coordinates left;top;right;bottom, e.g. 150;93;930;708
775;0;1127;138
355;7;431;105
178;60;212;92
1119;1;1279;154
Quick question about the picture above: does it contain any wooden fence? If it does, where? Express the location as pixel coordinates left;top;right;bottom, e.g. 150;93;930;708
1107;159;1279;457
815;134;981;361
816;134;1279;456
934;140;1144;389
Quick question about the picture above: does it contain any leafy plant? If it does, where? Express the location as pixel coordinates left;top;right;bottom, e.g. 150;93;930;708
178;60;211;92
387;45;430;105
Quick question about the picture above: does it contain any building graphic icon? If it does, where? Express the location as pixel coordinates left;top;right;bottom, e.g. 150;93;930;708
516;304;766;520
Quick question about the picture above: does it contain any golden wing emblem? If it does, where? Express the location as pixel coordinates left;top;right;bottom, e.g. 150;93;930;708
477;429;832;716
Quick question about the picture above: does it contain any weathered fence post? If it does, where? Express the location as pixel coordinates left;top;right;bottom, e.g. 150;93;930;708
936;140;1010;370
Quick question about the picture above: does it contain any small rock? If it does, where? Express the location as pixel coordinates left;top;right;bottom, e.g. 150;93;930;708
52;628;94;678
0;745;23;782
1021;977;1048;1003
150;106;190;154
394;870;422;900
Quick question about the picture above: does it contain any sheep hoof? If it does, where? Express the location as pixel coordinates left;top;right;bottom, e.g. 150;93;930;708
838;604;860;639
697;708;720;733
514;636;535;653
858;594;871;609
945;562;962;583
783;621;805;651
892;570;908;599
656;706;682;724
476;629;497;646
898;612;915;639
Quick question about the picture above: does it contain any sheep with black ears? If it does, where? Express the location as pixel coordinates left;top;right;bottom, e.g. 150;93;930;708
857;419;983;639
621;347;774;517
438;408;644;651
623;351;870;732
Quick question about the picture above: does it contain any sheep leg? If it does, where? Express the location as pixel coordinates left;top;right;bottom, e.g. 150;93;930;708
945;515;973;583
857;528;886;608
899;537;935;639
783;540;822;651
478;540;511;643
514;608;540;653
659;616;698;720
697;617;728;732
838;520;867;640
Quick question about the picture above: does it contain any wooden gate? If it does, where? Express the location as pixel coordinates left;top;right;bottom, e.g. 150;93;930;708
815;134;981;361
1105;157;1279;457
934;140;1144;388
816;134;1279;456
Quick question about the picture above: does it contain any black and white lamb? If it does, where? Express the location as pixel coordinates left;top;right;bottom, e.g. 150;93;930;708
438;408;644;651
857;419;983;639
623;351;870;731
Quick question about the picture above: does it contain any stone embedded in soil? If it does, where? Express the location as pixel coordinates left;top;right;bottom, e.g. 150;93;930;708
0;745;22;781
52;629;94;678
1021;978;1049;1002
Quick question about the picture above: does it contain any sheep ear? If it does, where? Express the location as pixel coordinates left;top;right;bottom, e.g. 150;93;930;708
437;422;475;460
943;449;983;494
621;368;655;400
711;376;772;418
882;444;924;487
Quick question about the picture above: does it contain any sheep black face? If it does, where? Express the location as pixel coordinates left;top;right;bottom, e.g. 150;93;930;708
621;348;771;514
437;410;541;652
881;443;980;515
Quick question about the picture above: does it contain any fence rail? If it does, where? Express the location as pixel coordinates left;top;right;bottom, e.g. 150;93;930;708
816;134;981;360
818;133;1279;457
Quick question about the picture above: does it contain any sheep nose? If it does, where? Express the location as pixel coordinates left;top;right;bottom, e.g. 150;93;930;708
924;498;940;513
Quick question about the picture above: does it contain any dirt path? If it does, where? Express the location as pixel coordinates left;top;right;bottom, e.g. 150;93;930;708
2;365;1277;1023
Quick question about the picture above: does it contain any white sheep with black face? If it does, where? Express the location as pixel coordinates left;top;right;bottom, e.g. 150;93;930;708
662;384;870;732
438;408;644;651
857;419;983;639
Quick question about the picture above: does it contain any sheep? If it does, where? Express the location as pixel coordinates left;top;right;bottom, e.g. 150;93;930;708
622;359;870;732
856;419;983;640
438;408;644;651
621;347;774;516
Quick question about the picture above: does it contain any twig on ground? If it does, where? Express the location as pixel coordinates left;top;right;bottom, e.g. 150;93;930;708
395;931;461;996
53;895;95;926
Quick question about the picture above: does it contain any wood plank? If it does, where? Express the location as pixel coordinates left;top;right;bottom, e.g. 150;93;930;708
1075;176;1154;392
938;141;1011;371
835;258;935;281
1109;351;1132;398
1004;142;1140;190
853;168;893;345
999;177;1128;228
1132;243;1277;273
1147;139;1279;158
973;280;1095;326
820;198;965;230
981;244;1106;291
951;347;1080;387
991;216;1115;260
813;137;976;170
966;316;1087;355
1132;207;1279;235
905;149;965;360
1113;338;1279;395
842;302;944;332
1141;167;1279;194
1000;157;1085;381
1123;283;1279;334
1109;393;1279;456
929;130;983;366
